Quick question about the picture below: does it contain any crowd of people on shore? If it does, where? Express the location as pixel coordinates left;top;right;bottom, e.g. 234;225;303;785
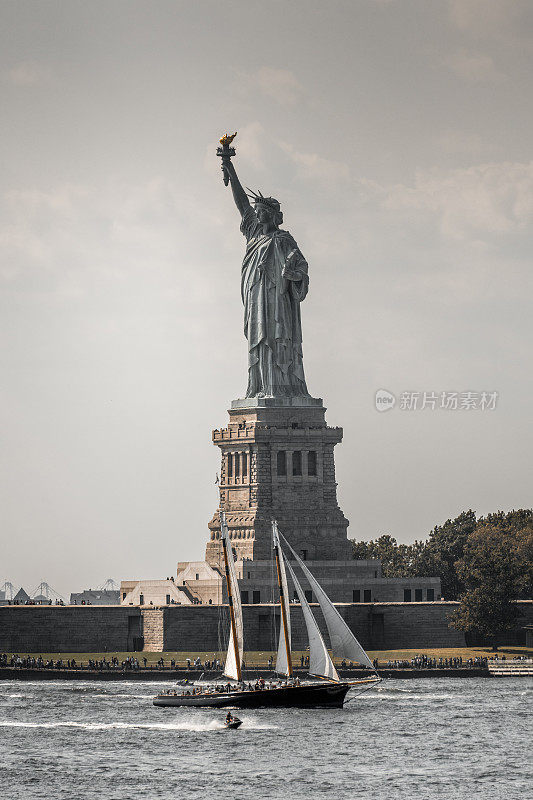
383;655;489;669
185;657;222;670
1;651;529;672
2;654;143;671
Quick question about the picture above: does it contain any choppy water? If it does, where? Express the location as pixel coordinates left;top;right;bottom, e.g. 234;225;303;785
0;678;531;798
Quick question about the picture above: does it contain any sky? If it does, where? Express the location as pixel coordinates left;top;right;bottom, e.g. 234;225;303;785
1;0;532;598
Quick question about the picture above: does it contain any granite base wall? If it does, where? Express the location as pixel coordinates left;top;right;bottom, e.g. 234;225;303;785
0;606;141;653
160;602;467;652
2;601;531;654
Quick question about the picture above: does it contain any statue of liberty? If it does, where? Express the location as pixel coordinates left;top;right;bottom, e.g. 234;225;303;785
219;136;310;399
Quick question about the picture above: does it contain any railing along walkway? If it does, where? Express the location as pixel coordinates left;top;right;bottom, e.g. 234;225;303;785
487;659;533;677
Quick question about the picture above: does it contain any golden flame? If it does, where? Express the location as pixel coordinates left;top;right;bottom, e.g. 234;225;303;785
219;132;237;147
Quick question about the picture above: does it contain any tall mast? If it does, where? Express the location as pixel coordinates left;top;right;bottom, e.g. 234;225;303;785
221;515;242;682
273;521;292;677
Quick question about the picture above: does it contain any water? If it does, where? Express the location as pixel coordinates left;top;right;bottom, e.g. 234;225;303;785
0;678;531;798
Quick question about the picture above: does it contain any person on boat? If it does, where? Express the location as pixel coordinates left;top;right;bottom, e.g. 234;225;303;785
226;711;234;724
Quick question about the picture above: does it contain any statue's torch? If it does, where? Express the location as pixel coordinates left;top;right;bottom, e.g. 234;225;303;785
216;132;237;186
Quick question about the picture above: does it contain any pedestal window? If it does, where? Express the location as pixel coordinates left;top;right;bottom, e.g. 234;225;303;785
292;450;302;476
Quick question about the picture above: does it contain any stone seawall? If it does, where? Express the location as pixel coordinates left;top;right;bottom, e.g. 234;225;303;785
160;602;466;652
1;601;531;653
0;606;141;653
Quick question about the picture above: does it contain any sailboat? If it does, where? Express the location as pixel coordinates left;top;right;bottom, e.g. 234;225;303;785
153;517;380;709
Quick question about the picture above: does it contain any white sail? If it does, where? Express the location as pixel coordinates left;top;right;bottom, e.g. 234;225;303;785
280;533;375;670
220;514;244;681
272;521;291;676
284;556;339;682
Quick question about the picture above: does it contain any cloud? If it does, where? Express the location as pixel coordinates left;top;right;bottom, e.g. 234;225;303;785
278;141;350;188
436;130;495;156
232;122;268;171
0;179;225;294
255;67;304;105
5;62;51;86
448;0;524;40
372;160;533;242
237;67;305;107
443;49;503;83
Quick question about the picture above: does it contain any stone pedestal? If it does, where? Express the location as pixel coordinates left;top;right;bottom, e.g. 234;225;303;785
206;396;351;570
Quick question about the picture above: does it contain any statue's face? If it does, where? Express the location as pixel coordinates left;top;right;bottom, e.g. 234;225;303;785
255;203;276;226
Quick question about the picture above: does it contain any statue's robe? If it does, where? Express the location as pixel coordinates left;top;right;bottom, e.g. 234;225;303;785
240;206;310;398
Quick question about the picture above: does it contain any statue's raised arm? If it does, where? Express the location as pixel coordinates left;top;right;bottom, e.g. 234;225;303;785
223;158;250;218
217;132;250;218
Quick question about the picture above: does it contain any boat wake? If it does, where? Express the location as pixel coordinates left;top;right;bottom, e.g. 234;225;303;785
92;693;156;700
0;716;278;732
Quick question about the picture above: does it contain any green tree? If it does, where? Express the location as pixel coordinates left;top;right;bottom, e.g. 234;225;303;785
351;510;532;612
515;521;533;598
421;510;477;599
351;534;426;577
351;539;374;561
480;508;532;535
456;519;531;595
451;511;533;648
451;586;518;648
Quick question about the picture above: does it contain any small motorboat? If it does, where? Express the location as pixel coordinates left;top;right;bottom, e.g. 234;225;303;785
224;715;242;730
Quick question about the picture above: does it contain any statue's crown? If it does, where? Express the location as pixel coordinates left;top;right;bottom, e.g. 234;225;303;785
246;188;281;212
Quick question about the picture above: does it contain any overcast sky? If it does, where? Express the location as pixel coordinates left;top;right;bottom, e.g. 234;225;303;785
1;0;531;598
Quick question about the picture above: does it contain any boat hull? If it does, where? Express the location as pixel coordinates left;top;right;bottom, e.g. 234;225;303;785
225;719;243;729
153;681;352;709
